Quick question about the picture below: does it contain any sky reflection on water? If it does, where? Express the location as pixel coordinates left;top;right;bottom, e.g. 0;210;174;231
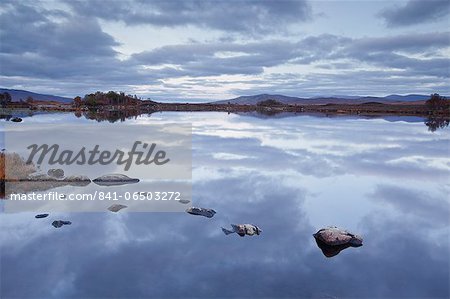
1;112;449;298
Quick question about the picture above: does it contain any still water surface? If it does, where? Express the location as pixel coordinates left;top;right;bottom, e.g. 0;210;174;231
1;112;449;298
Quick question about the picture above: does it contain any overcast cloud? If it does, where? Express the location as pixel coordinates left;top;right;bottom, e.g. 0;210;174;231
379;0;450;27
0;0;449;101
65;0;312;34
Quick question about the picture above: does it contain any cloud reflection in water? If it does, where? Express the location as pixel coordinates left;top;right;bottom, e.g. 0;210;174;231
1;112;449;298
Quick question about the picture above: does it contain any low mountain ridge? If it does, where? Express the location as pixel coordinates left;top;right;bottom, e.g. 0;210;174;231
212;93;433;105
0;88;437;105
0;88;72;103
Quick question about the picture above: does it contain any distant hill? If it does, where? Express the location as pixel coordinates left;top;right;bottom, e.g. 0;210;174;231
383;94;429;101
0;88;438;105
0;88;72;103
214;94;307;105
212;93;435;105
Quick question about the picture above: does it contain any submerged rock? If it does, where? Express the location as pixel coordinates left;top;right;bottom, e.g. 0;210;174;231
222;224;262;237
47;168;64;179
313;226;363;257
108;204;128;213
93;174;139;186
64;175;91;186
27;173;57;181
186;207;216;218
314;238;353;258
52;220;71;228
178;199;191;204
10;117;22;122
35;213;49;219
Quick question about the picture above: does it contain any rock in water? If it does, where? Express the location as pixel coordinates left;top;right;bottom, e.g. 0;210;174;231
108;204;128;213
178;199;191;204
186;207;216;218
27;173;57;181
313;226;363;247
10;117;22;122
93;174;139;186
222;224;262;237
47;168;64;179
52;220;71;228
313;226;362;257
35;214;49;219
314;238;352;258
64;175;91;186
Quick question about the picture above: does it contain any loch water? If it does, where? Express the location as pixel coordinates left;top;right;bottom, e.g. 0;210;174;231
1;111;449;298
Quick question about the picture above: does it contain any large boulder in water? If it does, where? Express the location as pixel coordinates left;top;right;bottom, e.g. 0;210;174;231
313;226;363;247
93;174;139;186
64;175;91;186
313;227;363;258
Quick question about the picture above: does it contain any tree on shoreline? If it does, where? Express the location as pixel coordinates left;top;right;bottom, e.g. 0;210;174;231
74;91;141;107
73;96;83;108
0;92;12;107
426;93;449;112
256;99;284;107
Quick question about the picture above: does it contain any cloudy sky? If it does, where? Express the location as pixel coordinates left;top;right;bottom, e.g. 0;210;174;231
0;0;449;101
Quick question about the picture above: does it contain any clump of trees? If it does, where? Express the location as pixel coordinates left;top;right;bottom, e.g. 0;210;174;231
73;91;142;108
426;93;449;112
0;92;12;108
425;116;449;132
0;92;33;108
256;99;285;107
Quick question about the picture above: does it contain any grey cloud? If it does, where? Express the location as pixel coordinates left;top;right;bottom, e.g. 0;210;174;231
369;184;449;226
1;0;449;99
193;134;339;178
343;51;450;78
65;0;312;35
379;0;450;27
133;33;349;67
0;4;118;58
228;69;449;99
290;34;351;64
349;31;450;53
0;3;124;83
131;40;299;76
0;2;168;90
131;31;449;79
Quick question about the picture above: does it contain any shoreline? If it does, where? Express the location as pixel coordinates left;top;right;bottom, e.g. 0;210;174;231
1;102;449;117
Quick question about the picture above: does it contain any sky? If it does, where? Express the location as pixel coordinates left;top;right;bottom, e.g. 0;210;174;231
0;0;449;102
